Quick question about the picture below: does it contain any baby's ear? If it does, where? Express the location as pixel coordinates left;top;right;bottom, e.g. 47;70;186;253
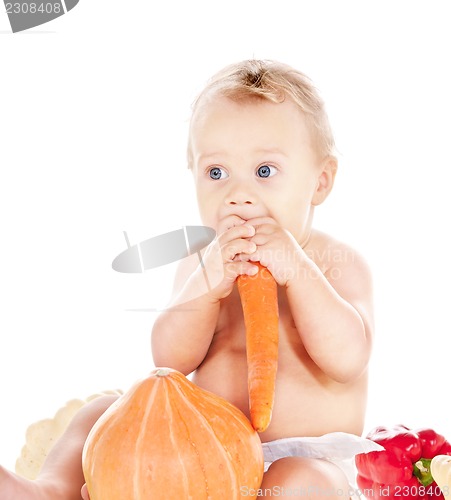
311;156;337;206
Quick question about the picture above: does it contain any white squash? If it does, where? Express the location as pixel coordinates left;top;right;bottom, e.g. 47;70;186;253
15;389;122;479
431;455;451;495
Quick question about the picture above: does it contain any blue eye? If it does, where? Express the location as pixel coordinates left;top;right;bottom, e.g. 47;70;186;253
257;164;276;178
209;167;228;180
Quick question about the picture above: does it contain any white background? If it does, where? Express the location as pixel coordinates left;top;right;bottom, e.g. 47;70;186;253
1;1;450;472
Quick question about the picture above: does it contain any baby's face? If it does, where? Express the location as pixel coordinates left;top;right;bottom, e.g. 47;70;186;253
190;96;326;243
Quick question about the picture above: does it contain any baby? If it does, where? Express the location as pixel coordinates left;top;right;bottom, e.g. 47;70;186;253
151;59;378;496
0;60;378;499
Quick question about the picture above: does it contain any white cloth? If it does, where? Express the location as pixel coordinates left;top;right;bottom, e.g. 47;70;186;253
262;432;383;494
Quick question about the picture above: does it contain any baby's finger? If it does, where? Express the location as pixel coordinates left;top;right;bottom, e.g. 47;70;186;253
245;216;278;229
218;214;247;233
217;223;255;246
224;261;259;280
81;484;90;500
249;232;271;246
222;237;257;262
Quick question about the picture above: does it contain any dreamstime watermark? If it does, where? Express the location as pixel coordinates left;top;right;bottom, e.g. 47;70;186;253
3;0;79;33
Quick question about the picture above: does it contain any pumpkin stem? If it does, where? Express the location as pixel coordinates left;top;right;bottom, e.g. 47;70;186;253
155;368;171;377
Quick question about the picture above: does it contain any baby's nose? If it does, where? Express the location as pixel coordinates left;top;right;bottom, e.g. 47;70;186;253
226;183;256;206
227;194;255;206
229;198;253;205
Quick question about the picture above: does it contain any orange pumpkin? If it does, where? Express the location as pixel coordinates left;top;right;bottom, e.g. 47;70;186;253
82;368;264;499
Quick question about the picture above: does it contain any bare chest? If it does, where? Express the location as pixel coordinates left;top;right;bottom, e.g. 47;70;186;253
193;285;322;415
192;282;367;439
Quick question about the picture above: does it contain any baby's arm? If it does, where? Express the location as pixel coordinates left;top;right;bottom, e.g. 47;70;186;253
151;262;221;375
243;219;373;383
285;243;373;382
151;220;257;375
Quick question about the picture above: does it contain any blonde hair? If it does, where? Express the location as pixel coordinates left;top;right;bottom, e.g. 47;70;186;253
188;59;336;167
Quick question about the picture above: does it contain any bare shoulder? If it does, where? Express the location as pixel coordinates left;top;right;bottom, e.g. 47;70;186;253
306;229;371;279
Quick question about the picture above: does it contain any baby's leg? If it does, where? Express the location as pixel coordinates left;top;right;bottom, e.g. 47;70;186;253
259;456;350;499
0;394;118;500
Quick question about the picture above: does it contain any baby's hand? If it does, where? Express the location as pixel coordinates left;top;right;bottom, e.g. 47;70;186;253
238;217;302;286
196;217;259;301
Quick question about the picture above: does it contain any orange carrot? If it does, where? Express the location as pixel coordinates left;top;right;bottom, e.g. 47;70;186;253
237;262;279;433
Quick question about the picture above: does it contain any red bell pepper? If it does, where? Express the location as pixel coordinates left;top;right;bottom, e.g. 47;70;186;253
355;425;451;500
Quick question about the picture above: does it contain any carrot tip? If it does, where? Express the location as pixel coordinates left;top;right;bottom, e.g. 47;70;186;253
238;262;279;434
